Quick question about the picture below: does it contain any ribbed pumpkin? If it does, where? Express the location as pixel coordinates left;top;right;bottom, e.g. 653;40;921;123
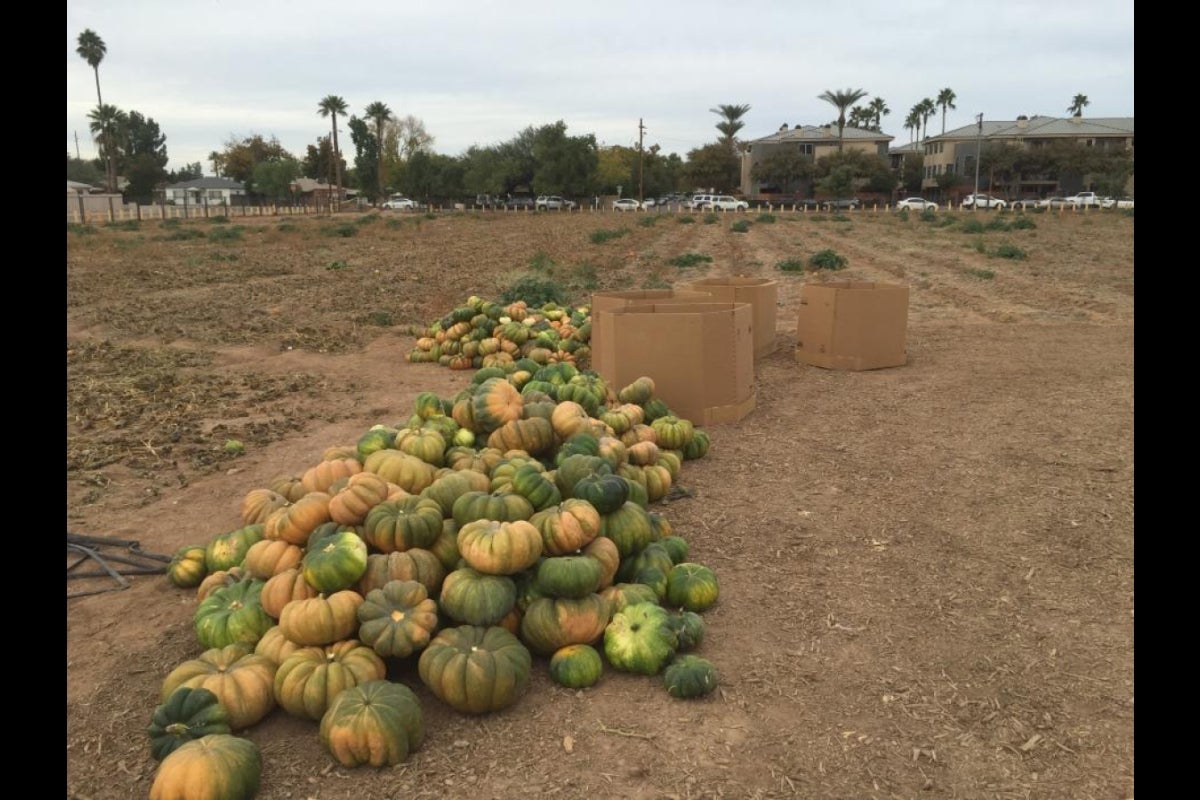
627;440;661;467
649;415;695;450
167;544;209;589
438;567;517;626
357;549;446;597
603;602;679;676
260;568;319;619
535;555;603;598
599;581;661;613
529;499;602;556
263;492;332;546
272;640;387;720
600;501;655;558
193;577;273;650
328;471;392;525
451;490;535;526
239;488;290;526
471;377;524;434
457;519;543;575
617;376;656;405
147;687;232;762
518;594;613;656
160;644;277;731
278;590;364;647
394;427;447;467
617;541;676;584
196;567;245;601
300;456;362;494
571;473;630;514
240;539;303;581
548;643;604;689
486;416;555;455
665;563;720;612
582;535;620;590
268;474;307;503
549;400;591;440
506;463;562;511
148;734;261;800
553;453;613;498
204;524;264;573
640;464;673;502
655;450;683;481
681;428;711;460
253;625;303;666
362;496;444;553
667;610;706;651
417;625;532;714
362;449;437;494
663;654;718;698
355;425;397;464
419;470;492;517
301;529;368;593
356;580;440;658
319;680;425;768
429;520;462;571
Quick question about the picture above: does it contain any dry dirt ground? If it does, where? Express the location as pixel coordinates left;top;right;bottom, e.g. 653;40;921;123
66;206;1134;800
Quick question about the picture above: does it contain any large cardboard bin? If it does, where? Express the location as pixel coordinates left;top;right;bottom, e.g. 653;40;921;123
795;281;909;370
595;301;755;426
680;277;778;358
590;290;714;378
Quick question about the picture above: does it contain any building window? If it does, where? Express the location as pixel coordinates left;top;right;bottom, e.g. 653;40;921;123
796;144;813;155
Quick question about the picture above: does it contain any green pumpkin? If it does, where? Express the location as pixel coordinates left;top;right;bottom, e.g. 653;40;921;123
666;611;706;651
356;580;440;659
417;625;532;714
572;473;630;514
320;679;425;767
508;464;563;511
420;471;491;518
362;496;445;553
554;432;601;465
205;524;265;573
553;453;613;498
600;502;655;558
663;654;718;698
301;529;368;593
641;398;673;422
534;555;603;599
167;544;209;589
548;644;604;689
148;734;261;800
616;541;675;583
520;594;613;656
665;563;720;612
193;577;273;650
438;567;517;627
273;640;387;721
356;425;398;464
649;415;695;450
658;535;689;565
598;582;660;613
451;490;535;526
147;687;231;762
681;429;711;460
603;601;678;675
633;565;669;600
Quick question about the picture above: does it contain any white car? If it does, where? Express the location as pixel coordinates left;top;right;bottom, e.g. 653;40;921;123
700;195;749;211
962;193;1007;210
895;197;939;212
612;198;641;212
535;195;577;211
1101;196;1134;210
381;196;417;210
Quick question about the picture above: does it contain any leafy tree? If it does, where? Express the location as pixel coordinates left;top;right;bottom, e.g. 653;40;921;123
594;146;636;194
1067;94;1090;117
301;137;335;181
364;101;393;200
218;134;294;186
816;164;856;198
317;95;348;200
348;116;380;200
847;106;872;130
936;88;957;135
710;104;751;151
815;149;896;195
639;145;684;198
530;121;598;197
252;157;301;201
398;151;464;204
900;153;924;194
750;149;816;194
461;145;508;195
392;115;435;162
868;97;890;132
818;88;868;151
208;151;225;177
684;142;739;192
88;103;126;192
168;162;203;183
75;29;106;106
118;111;169;202
67;153;105;186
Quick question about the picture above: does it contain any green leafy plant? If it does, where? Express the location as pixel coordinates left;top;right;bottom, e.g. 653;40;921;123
992;244;1027;260
776;258;807;273
276;222;298;233
960;219;985;234
677;215;696;224
920;208;938;223
362;310;394;326
207;226;244;242
325;223;358;238
210;252;239;262
808;249;848;271
667;253;713;268
965;267;996;279
501;274;569;306
755;213;777;224
326;260;349;270
67;223;97;235
105;220;141;231
590;227;629;244
1010;216;1037;230
529;251;555;272
206;215;230;224
571;261;599;291
638;216;658;228
160;218;182;229
640;273;671;290
160;228;206;241
702;213;719;225
973;237;986;253
730;220;751;233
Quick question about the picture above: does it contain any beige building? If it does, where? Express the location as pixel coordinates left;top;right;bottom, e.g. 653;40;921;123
920;115;1134;199
740;124;894;200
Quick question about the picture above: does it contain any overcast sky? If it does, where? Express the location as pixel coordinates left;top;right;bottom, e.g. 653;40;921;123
66;0;1135;174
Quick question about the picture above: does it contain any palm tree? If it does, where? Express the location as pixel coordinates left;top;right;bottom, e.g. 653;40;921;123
847;106;871;130
904;109;921;147
917;98;937;141
364;101;394;201
868;97;890;132
936;88;956;135
818;88;868;151
1067;94;1090;117
317;95;348;207
208;151;224;178
76;29;107;107
88;103;126;192
710;104;751;151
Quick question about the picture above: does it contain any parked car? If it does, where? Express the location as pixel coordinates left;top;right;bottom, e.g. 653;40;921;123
895;197;939;212
1010;197;1043;210
1101;196;1134;210
1065;191;1102;209
501;196;536;210
961;193;1007;210
612;198;641;212
381;196;417;210
1044;197;1073;209
821;198;862;211
683;194;714;210
535;195;577;211
700;195;749;211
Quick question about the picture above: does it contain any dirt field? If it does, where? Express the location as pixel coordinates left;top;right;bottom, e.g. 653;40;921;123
66;206;1134;800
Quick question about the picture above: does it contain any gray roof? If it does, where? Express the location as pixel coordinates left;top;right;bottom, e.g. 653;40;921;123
888;141;923;155
749;124;894;144
165;177;246;190
67;180;102;192
933;115;1134;141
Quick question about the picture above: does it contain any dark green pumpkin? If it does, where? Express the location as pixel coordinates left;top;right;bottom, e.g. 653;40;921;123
356;426;398;464
319;679;425;767
193;577;273;650
451;490;535;526
519;594;613;656
553;453;613;498
362;496;445;553
508;464;563;511
356;580;440;659
147;687;232;762
681;429;711;460
300;529;368;593
666;611;706;651
438;567;517;627
571;473;630;514
616;541;675;583
603;601;678;675
598;581;660;612
548;644;604;689
665;563;720;612
663;654;718;698
599;501;655;558
534;555;603;599
205;524;265;573
417;625;532;714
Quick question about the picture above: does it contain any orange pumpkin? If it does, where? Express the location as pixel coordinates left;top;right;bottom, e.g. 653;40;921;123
277;591;364;647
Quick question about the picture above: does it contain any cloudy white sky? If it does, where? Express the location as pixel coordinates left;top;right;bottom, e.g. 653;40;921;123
66;0;1134;174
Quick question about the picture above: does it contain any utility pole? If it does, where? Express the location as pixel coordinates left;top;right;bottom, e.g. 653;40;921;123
74;131;80;160
973;113;983;204
638;118;646;204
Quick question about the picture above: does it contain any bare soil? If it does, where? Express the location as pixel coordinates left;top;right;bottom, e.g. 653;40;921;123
66;207;1134;800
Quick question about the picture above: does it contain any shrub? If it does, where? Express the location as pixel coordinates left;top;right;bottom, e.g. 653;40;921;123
920;208;937;223
677;215;696;224
984;217;1010;232
755;213;777;224
640;273;670;290
667;253;713;268
571;261;599;291
326;260;349;270
105;220;141;231
160;218;182;229
776;258;807;273
966;267;996;279
702;213;720;225
324;223;358;238
830;213;851;223
501;274;569;306
67;223;97;235
529;251;555;272
992;244;1027;260
808;249;847;271
960;219;985;234
362;310;394;326
1010;216;1037;230
207;226;244;242
160;228;206;241
730;220;751;233
590;228;629;244
638;216;658;228
210;252;239;262
276;222;298;233
206;215;230;224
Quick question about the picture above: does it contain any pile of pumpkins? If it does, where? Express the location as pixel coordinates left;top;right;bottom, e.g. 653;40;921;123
146;359;721;800
406;296;593;371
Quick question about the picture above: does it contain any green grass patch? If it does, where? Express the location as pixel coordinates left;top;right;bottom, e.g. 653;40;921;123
589;227;629;244
702;213;720;225
571;261;599;291
640;272;671;290
206;215;231;224
730;220;752;233
667;253;713;268
210;252;239;262
755;213;777;224
960;218;985;234
160;228;206;241
160;218;182;229
324;223;359;238
501;274;570;306
356;214;380;225
326;260;350;270
361;310;394;326
1010;216;1037;230
529;250;555;272
965;267;996;279
207;225;245;242
808;249;848;271
830;213;851;223
276;222;298;233
677;215;696;224
991;244;1027;260
776;258;807;273
104;220;141;231
67;223;98;235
